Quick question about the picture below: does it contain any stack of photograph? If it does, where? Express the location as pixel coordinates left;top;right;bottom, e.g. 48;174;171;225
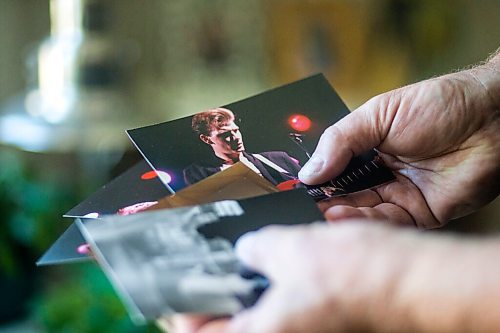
38;74;395;323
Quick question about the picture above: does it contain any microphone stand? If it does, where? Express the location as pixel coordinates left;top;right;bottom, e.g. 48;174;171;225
288;133;312;159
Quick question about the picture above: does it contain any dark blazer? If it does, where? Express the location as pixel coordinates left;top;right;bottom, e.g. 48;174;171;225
183;151;301;186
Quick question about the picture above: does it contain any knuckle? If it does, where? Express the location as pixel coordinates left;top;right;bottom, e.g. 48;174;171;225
319;125;341;147
416;217;445;230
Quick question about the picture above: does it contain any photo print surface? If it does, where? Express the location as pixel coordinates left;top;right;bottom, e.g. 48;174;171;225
128;74;395;201
38;160;172;266
77;189;323;321
65;160;172;218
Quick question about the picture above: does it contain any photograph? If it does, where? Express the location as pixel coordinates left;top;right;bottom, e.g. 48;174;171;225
78;189;323;321
36;222;90;266
38;160;172;266
303;152;395;201
128;74;394;201
64;160;172;218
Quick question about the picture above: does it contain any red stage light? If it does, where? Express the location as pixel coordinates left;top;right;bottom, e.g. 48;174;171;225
141;170;172;184
288;114;312;132
141;171;158;180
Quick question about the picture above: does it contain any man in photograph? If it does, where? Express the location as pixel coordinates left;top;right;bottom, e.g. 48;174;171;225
183;107;301;187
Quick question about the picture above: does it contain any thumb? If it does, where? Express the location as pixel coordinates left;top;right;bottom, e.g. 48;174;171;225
235;226;303;280
298;95;393;185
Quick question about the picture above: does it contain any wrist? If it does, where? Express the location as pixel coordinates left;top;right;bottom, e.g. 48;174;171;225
388;233;500;333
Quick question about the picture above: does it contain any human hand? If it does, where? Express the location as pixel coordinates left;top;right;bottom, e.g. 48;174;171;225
300;53;500;228
159;221;500;333
162;221;407;333
225;222;500;333
224;222;415;333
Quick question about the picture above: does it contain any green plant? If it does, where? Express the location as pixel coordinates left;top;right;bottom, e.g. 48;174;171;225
0;149;163;331
34;262;162;333
0;150;73;275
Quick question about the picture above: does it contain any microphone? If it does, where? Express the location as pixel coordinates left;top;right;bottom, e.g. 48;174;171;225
288;133;311;158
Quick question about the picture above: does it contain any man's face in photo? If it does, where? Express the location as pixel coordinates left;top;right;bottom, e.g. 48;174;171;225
203;121;245;157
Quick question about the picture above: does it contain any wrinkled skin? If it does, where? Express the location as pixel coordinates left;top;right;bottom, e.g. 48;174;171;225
300;60;500;228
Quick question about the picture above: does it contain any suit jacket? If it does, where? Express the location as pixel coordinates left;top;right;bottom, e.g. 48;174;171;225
183;151;301;186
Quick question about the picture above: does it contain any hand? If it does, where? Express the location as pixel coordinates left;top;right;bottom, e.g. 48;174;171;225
165;222;407;333
224;222;500;333
300;54;500;228
160;221;500;333
225;222;413;333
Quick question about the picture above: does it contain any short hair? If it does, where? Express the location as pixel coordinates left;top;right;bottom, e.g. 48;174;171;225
191;107;235;136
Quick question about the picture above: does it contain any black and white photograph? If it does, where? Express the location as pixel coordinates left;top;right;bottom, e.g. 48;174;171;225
78;189;323;321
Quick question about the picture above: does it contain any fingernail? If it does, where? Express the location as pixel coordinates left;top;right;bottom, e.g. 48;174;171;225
299;155;325;177
235;232;257;261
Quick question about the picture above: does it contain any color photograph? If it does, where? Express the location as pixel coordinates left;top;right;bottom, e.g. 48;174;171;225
128;74;394;201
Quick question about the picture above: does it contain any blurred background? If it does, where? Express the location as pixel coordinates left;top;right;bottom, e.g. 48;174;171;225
0;0;498;332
